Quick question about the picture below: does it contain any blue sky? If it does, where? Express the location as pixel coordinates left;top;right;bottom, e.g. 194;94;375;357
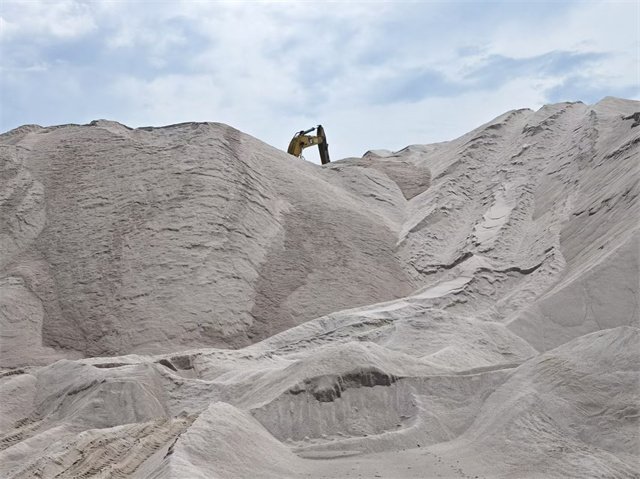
1;1;638;162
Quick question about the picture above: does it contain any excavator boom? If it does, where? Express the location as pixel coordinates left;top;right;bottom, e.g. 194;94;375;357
287;125;330;165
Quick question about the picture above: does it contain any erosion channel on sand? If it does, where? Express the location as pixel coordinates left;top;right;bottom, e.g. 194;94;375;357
1;97;638;478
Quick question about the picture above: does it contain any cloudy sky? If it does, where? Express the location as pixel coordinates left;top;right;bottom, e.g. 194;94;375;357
1;1;638;162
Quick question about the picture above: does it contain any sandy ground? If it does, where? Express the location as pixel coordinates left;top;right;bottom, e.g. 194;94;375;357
0;97;638;478
302;449;482;479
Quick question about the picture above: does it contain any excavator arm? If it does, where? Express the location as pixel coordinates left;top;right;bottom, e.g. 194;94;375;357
287;125;331;165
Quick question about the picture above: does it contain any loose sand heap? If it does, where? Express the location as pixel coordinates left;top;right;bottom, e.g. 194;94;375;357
1;97;638;478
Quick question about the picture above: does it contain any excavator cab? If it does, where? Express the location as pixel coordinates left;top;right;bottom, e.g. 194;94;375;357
287;125;331;165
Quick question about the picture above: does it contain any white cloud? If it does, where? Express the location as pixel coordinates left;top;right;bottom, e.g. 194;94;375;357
485;1;638;93
0;0;96;42
1;60;49;73
490;2;637;57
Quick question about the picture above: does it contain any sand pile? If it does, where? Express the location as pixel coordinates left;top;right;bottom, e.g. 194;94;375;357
1;121;424;363
1;97;638;478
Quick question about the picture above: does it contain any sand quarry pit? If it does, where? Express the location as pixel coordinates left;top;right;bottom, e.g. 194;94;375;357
0;97;638;478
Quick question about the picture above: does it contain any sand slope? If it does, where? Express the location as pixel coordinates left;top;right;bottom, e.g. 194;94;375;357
1;97;638;478
1;121;422;361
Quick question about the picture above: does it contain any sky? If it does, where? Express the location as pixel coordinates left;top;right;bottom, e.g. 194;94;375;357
1;0;639;163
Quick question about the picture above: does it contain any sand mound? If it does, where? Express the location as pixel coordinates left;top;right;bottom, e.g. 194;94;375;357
431;326;640;478
140;402;303;479
396;99;638;345
0;121;424;363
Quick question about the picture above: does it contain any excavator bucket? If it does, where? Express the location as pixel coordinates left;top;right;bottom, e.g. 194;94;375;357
317;125;330;165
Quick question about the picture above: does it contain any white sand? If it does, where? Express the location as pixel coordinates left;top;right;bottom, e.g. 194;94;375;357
1;97;638;478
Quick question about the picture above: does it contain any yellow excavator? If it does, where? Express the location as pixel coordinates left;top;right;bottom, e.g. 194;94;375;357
287;125;331;165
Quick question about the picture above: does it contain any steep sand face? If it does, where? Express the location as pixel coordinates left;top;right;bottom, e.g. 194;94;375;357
0;97;638;478
0;121;422;362
393;98;638;349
